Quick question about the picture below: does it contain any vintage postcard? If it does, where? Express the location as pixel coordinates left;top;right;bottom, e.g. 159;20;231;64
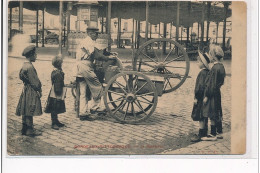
5;0;246;156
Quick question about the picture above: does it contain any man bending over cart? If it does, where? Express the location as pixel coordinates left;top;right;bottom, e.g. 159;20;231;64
75;27;114;121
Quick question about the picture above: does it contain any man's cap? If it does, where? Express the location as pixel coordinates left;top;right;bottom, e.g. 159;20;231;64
198;51;210;69
22;45;36;57
86;27;99;33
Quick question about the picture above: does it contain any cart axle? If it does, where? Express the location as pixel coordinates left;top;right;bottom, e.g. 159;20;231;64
126;93;136;103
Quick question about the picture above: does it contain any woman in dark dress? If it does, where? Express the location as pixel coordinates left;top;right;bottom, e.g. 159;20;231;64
202;45;226;141
44;56;66;130
16;45;42;137
190;52;210;142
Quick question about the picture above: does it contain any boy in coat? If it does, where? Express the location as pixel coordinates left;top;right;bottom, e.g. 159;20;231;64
16;45;42;137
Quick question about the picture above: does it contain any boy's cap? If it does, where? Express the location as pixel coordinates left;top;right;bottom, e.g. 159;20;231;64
22;45;36;57
198;51;210;69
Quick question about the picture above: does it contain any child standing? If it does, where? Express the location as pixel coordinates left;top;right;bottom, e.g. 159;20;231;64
16;45;42;137
202;45;226;141
45;56;66;130
190;51;210;142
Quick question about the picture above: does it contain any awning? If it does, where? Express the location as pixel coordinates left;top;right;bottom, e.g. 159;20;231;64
97;1;231;25
8;1;231;26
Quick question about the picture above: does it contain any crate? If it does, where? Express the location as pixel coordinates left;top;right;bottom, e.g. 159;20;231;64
137;76;164;96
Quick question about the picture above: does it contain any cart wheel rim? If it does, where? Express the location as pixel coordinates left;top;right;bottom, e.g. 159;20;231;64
107;88;155;115
133;38;190;93
104;71;158;124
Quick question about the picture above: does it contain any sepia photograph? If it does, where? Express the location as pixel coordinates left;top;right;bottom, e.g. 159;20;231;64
6;0;246;156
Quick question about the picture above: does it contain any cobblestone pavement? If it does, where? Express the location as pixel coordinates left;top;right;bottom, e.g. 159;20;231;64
161;132;231;154
7;54;231;155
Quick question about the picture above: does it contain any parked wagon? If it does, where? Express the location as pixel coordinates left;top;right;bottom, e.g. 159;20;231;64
70;38;190;124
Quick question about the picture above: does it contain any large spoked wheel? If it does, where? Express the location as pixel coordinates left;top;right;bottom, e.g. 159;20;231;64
107;91;154;115
104;71;158;124
133;38;190;93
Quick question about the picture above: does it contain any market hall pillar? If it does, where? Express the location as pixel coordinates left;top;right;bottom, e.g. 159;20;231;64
200;2;205;43
107;1;112;51
19;1;23;32
186;2;191;43
145;1;149;42
176;1;180;42
9;7;12;40
59;1;63;55
66;2;72;51
36;8;39;47
163;23;167;54
222;2;229;50
206;2;211;42
175;1;180;54
42;7;45;47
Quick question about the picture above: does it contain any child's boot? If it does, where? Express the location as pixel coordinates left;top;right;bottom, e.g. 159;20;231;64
55;115;65;127
51;114;59;130
21;123;27;135
24;115;42;137
202;128;208;138
190;129;204;142
216;121;223;139
205;128;208;137
25;126;42;137
201;125;217;141
56;119;65;127
205;118;208;136
21;116;27;135
52;122;59;130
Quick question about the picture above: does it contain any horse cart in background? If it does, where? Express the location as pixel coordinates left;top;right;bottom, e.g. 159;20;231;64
71;38;190;124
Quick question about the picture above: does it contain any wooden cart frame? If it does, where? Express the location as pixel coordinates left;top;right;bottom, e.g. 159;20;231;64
71;38;190;124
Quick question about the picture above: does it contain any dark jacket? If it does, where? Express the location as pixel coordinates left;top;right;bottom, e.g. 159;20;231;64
203;63;226;120
16;61;42;116
191;68;209;121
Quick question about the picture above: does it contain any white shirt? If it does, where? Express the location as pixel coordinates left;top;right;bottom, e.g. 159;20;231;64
74;36;97;77
76;36;96;61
